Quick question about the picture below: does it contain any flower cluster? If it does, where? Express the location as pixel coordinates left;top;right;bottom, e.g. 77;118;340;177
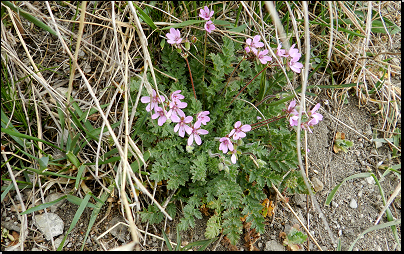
141;89;209;146
244;35;272;65
218;121;251;164
287;100;323;133
277;43;303;73
199;6;215;33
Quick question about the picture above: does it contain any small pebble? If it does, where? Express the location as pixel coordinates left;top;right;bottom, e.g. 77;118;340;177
358;190;363;197
311;177;324;192
366;176;375;185
332;201;339;208
350;199;358;209
338;230;342;236
258;242;263;248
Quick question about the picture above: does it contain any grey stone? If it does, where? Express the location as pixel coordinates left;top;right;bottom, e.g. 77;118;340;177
109;216;129;242
350;199;358;209
293;194;306;208
332;201;339;208
34;213;64;240
258;242;263;248
265;240;286;251
54;236;68;249
365;176;375;185
312;177;324;192
45;193;66;213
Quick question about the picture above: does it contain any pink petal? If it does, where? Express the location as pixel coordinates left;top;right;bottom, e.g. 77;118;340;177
188;135;194;146
174;124;180;133
184;116;193;123
178;127;185;137
231;153;237;164
234;121;241;128
195;135;202;145
197;129;208;135
141;96;150;103
158;116;166;126
240;125;251;132
185;125;192;134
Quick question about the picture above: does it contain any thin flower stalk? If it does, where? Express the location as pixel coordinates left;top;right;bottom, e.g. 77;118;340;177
229;63;271;106
250;115;287;131
220;56;246;96
184;56;197;100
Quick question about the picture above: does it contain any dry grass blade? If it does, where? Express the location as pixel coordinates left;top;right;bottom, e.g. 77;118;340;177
296;2;336;247
2;153;28;251
375;182;401;225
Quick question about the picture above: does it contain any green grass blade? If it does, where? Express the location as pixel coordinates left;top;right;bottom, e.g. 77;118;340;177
182;237;218;251
348;219;401;251
161;229;173;251
162;20;206;30
133;2;157;30
1;110;26;148
1;127;65;152
1;183;14;202
57;192;92;250
371;174;400;246
81;183;114;251
175;226;181;251
37;156;49;171
66;151;80;168
66;194;97;209
21;195;67;215
75;165;86;190
325;173;372;206
2;1;57;36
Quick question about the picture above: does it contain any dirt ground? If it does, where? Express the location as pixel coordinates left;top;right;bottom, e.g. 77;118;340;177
1;2;401;252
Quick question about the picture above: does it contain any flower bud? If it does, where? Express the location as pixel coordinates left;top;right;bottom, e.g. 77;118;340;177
191;36;197;44
218;162;224;171
224;165;230;174
185;41;191;51
186;145;194;153
256;159;267;168
176;47;182;54
236;139;243;146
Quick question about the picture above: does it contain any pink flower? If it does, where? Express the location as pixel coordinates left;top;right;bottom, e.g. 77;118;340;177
188;121;208;146
151;106;167;126
205;20;215;33
199;6;214;20
307;103;323;125
229;121;251;140
170;90;185;102
287;100;300;116
171;111;193;137
289;115;300;127
288;44;301;62
219;137;234;154
245;35;264;53
277;43;287;57
167;100;187;120
141;89;165;112
252;48;272;65
166;28;182;45
289;59;303;73
196;111;210;125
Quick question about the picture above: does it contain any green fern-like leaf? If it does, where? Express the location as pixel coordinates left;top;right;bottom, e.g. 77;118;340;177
205;214;221;239
190;154;208;183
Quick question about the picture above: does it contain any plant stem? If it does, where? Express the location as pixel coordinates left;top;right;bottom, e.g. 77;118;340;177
184;56;197;100
202;30;207;82
229;63;271;106
220;56;246;96
250;115;286;131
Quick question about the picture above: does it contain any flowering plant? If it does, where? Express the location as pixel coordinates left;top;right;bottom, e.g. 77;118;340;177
132;6;323;245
